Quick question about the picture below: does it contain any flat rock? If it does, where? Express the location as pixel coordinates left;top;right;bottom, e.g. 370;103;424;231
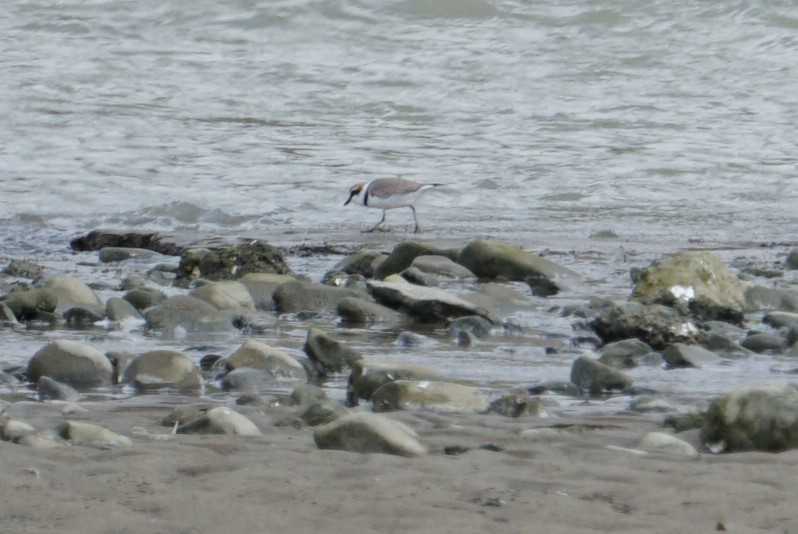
570;356;632;395
177;407;262;436
367;281;494;323
763;311;798;330
336;297;403;325
663;343;721;368
239;272;297;310
58;421;132;448
99;247;161;263
313;412;426;457
598;338;654;368
410;255;476;279
702;383;798;452
375;242;461;280
225;340;306;380
322;250;387;283
348;362;443;404
741;332;787;353
371;380;490;413
633;251;746;323
27;340;113;387
273;280;366;314
122;350;203;390
144;295;236;333
190;281;256;311
303;328;362;376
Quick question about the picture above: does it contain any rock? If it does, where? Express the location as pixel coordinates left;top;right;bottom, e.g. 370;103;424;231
701;333;748;355
639;432;698;457
590;301;700;350
629;396;675;414
569;356;632;395
0;302;18;323
144;295;236;333
336;297;403;325
0;418;36;442
664;412;706;433
300;400;346;426
199;354;224;372
322;250;387;283
457;240;579;295
176;241;292;284
58;421;132;448
786;249;798;270
371;380;490;413
70;230;180;255
99;247;160;263
290;384;327;406
106;351;135;384
44;276;102;310
448;315;494;339
4;288;57;320
123;287;166;311
17;431;68;449
741;332;787;353
63;305;105;327
122;350;203;390
395;331;436;348
347;362;443;404
28;340;113;387
487;392;547;417
374;242;461;280
105;297;143;322
313;412;426;457
763;311;798;330
37;376;80;402
177;407;262;436
161;404;213;427
225;340;306;380
663;343;721;368
632;251;746;323
3;259;45;279
528;381;582;397
399;266;436;286
745;286;798;312
702;384;798;452
190;281;256;311
598;338;654;369
367;281;494;323
273;280;366;314
222;368;270;392
303;328;362;376
410;255;476;279
239;273;297;310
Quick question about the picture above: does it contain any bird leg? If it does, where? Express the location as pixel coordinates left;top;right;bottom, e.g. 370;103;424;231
364;210;387;233
411;205;421;233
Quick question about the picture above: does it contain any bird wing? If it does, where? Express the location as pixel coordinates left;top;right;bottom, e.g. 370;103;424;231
367;178;426;198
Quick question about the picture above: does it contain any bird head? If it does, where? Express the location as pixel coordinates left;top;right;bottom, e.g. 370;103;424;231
344;183;365;206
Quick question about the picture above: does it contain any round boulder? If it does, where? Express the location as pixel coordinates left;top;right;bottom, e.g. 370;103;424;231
225;340;306;380
122;350;203;390
27;340;113;387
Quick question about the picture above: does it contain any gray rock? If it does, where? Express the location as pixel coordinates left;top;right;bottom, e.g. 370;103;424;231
702;384;798;452
225;340;306;380
290;384;328;406
639;432;698;457
70;229;178;255
628;396;675;414
410;255;476;279
570;356;632;395
598;338;653;368
336;297;403;325
399;266;436;287
190;281;256;311
105;297;143;322
487;392;547;417
303;328;362;376
239;272;297;310
123;287;166;311
16;431;68;449
177;407;262;436
371;380;490;413
347;362;443;404
313;412;427;457
222;368;270;392
374;242;461;280
44;276;102;310
161;404;213;427
176;241;292;285
0;418;36;442
741;332;787;353
764;311;798;330
745;286;798;312
322;250;387;283
58;421;132;448
28;340;113;387
144;295;236;333
457;240;579;295
632;251;746;323
3;259;45;279
99;247;160;263
663;343;721;368
590;301;700;350
122;350;203;390
300;400;346;426
63;305;105;327
448;315;495;339
4;288;57;320
700;333;749;355
273;280;366;314
786;249;798;270
37;376;80;402
367;280;494;323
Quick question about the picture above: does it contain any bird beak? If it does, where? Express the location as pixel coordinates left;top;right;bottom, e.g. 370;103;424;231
344;192;356;206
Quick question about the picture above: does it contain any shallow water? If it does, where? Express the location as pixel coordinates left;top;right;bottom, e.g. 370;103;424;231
2;0;798;410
